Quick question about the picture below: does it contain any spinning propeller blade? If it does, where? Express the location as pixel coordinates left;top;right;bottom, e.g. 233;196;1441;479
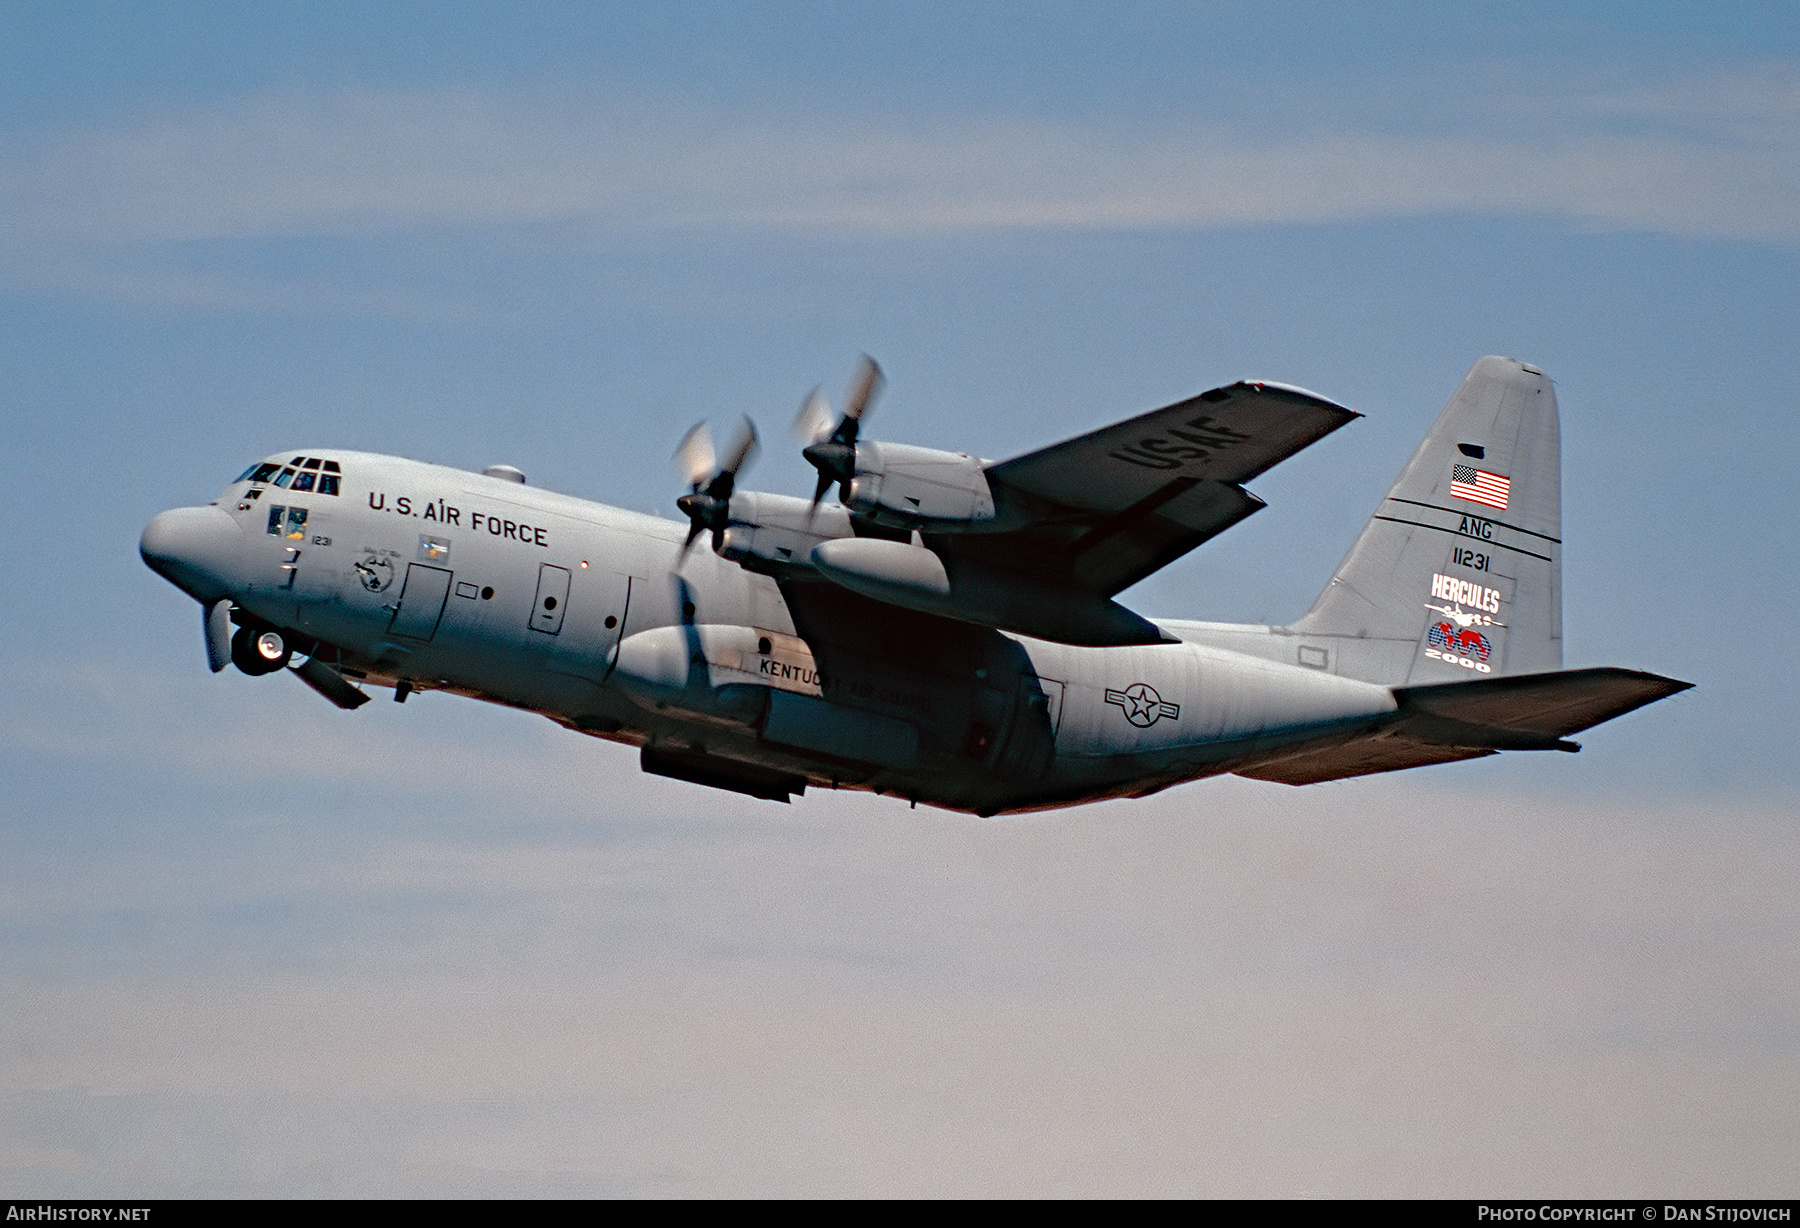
674;417;758;555
841;354;884;431
800;355;884;510
718;416;759;481
792;388;835;447
674;422;717;492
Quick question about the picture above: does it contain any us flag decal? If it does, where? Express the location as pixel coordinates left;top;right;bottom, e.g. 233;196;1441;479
1450;464;1509;509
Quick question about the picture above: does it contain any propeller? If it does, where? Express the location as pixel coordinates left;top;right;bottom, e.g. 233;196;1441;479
795;354;884;509
674;417;758;555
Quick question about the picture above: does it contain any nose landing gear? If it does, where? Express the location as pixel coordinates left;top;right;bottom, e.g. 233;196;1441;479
231;625;291;675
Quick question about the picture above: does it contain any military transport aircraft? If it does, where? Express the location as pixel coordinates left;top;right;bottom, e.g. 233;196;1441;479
140;355;1689;814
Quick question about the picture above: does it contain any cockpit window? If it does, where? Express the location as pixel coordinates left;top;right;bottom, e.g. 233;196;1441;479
235;464;260;482
242;458;339;493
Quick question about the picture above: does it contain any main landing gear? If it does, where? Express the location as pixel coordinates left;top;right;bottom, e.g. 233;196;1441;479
231;625;291;675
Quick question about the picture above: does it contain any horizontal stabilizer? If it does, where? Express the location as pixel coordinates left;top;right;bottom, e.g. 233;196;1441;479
1393;667;1692;740
1234;735;1497;785
1236;667;1690;786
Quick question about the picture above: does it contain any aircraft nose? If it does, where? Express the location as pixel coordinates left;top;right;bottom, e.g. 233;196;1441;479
140;505;244;602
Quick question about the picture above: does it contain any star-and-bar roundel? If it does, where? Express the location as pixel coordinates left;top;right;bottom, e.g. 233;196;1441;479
1104;682;1181;728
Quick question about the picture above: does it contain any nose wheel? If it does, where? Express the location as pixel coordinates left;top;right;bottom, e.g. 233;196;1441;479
231;626;292;675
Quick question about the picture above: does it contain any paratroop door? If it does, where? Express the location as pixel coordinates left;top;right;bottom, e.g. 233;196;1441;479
530;564;571;634
544;569;634;679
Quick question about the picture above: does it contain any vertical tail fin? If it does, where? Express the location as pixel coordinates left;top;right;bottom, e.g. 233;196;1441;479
1290;356;1561;685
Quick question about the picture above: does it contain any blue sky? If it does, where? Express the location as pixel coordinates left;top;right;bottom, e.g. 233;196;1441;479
2;2;1797;1196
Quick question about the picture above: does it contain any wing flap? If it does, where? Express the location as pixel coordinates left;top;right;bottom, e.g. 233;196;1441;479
937;478;1264;597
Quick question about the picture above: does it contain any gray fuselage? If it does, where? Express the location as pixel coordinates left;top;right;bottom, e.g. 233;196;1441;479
144;449;1398;814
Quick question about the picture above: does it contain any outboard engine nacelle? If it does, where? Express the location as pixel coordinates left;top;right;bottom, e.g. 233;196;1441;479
844;442;996;530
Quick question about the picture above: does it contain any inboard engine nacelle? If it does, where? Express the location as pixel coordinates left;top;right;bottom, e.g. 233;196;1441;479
716;491;854;575
610;623;921;771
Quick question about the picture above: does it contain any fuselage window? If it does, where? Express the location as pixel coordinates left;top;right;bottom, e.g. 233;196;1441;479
292;471;317;492
267;506;307;538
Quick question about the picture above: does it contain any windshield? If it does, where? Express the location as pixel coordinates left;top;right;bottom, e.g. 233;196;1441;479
232;457;341;496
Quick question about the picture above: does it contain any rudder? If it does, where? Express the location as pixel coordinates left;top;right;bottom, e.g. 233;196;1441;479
1290;356;1561;685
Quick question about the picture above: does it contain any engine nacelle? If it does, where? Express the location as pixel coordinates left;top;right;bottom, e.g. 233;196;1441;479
611;624;920;771
810;537;1173;647
716;491;853;576
844;442;996;530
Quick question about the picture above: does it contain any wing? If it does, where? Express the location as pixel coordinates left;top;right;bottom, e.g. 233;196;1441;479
944;380;1359;596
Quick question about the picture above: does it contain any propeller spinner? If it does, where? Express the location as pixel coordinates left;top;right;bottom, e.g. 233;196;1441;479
674;417;759;554
795;355;884;509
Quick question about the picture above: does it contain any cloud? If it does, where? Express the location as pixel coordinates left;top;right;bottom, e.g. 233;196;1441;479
3;776;1797;1196
4;69;1800;270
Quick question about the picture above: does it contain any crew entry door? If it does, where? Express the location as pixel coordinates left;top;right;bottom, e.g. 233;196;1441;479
389;564;453;641
530;564;571;634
